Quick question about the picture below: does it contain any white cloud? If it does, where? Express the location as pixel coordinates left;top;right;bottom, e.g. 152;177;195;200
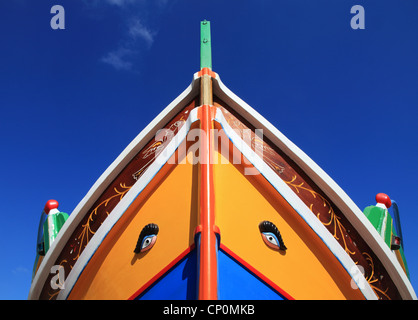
101;48;134;71
129;19;156;46
101;18;157;71
12;266;29;275
95;1;168;71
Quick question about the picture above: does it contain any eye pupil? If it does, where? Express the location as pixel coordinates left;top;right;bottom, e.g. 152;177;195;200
142;238;152;248
259;221;287;251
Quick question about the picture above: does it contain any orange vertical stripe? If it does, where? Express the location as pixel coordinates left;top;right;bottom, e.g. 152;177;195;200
198;104;218;300
198;67;217;78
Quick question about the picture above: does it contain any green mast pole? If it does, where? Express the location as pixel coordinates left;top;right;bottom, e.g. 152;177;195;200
200;20;212;70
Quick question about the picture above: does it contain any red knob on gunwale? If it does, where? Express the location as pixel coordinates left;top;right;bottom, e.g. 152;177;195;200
376;193;391;208
44;199;59;214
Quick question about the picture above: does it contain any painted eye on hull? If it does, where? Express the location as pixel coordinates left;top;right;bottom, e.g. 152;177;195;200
140;234;157;252
261;232;279;248
259;221;287;251
134;223;159;254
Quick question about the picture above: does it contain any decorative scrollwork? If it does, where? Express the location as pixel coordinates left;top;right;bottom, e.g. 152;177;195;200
362;252;390;300
283;175;356;256
283;175;391;299
71;183;132;261
132;117;187;181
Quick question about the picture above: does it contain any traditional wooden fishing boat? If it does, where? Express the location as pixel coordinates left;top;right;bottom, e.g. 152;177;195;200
29;21;416;300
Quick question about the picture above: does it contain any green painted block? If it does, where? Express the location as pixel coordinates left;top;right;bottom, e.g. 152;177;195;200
363;205;391;248
200;20;212;70
43;211;69;253
364;204;411;279
363;206;385;233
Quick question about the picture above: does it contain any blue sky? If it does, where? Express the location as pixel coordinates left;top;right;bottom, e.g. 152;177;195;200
0;0;417;299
